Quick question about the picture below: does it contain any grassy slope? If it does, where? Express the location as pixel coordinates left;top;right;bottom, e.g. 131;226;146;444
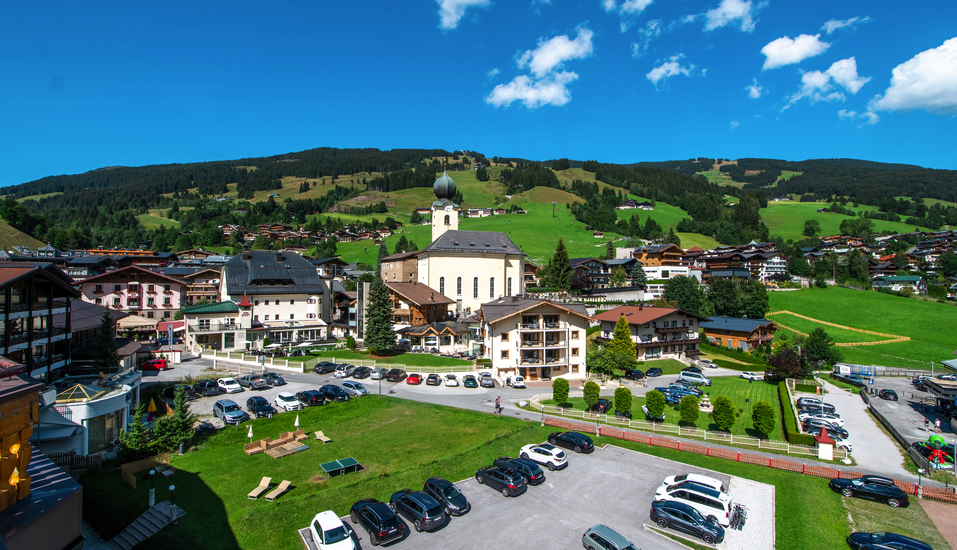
0;219;44;250
761;202;928;241
769;287;957;368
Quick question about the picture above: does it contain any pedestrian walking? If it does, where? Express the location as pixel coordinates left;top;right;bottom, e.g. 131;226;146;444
935;419;941;433
925;418;930;431
495;396;501;414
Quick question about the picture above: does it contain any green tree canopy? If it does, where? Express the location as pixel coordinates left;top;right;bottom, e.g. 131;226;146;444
608;315;636;357
610;265;627;288
614;386;632;415
583;381;601;410
552;378;570;405
95;311;122;373
587;346;636;381
662;276;712;317
645;390;666;419
364;276;396;354
804;327;843;367
679;395;700;425
751;400;775;438
711;395;736;431
543;238;572;291
802;219;821;237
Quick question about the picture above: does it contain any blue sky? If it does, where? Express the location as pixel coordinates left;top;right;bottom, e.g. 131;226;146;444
3;1;956;186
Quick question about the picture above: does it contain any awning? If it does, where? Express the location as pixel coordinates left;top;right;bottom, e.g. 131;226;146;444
30;406;83;442
265;344;282;348
56;384;107;403
117;315;158;330
157;320;186;334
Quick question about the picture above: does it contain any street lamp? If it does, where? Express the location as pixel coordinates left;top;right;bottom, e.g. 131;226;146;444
169;485;177;524
148;469;156;507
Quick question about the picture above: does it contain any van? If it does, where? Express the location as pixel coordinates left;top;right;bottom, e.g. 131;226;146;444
654;481;732;526
678;371;712;386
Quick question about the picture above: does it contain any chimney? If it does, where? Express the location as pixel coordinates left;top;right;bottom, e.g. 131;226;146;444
276;252;283;262
430;292;434;302
638;304;643;311
242;251;250;261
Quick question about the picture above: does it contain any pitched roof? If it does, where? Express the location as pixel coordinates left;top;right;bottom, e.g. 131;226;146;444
182;301;239;315
382;251;419;262
385;282;453;306
480;296;590;324
397;321;471;337
699;316;777;333
421;230;524;256
592;305;709;324
55;300;128;332
82;265;186;285
223;250;327;295
0;263;79;296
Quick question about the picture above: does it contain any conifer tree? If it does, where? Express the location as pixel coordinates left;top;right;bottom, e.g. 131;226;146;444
95;311;121;373
364;276;396;354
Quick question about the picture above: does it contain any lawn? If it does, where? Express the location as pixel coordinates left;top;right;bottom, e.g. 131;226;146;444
768;312;890;343
769;287;957;369
843;495;950;550
0;219;43;250
761;201;929;241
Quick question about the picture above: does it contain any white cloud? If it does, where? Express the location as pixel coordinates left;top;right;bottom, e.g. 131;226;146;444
746;78;763;98
631;19;663;58
487;68;500;79
837;109;857;119
485;71;579;108
602;0;617;11
436;0;490;30
827;57;870;94
704;0;760;33
761;34;830;70
821;16;870;35
518;27;595;77
602;0;654;32
786;57;870;108
837;109;879;126
646;54;695;86
869;37;957;116
730;120;740;128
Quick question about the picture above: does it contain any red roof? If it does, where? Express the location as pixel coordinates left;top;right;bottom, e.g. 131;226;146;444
814;425;835;445
157;320;185;333
237;294;252;307
593;305;712;325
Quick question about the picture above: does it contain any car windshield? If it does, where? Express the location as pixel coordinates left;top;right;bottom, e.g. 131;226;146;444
622;546;639;550
222;379;236;385
323;526;349;543
850;479;864;487
868;533;888;543
279;395;295;402
686;506;707;523
224;404;240;412
442;485;462;498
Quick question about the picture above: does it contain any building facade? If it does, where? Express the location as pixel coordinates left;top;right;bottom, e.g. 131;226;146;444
78;265;187;321
699;316;778;350
594;305;707;362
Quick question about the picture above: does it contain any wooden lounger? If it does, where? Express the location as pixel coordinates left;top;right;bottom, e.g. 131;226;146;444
247;477;272;500
314;431;332;444
264;479;291;502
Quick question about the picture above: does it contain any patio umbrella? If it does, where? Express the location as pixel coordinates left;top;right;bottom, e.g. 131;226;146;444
294;415;300;428
247;425;253;443
146;398;157;423
265;343;282;349
296;342;313;347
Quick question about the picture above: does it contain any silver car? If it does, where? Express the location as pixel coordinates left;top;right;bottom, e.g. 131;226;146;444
583;525;638;550
341;381;369;396
370;368;387;380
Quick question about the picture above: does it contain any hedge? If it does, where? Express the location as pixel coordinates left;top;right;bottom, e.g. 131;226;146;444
778;381;816;446
793;383;820;394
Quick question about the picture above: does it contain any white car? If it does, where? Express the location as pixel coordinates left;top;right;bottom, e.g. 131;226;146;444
678;371;712;386
273;392;302;412
309;510;355;550
217;378;243;393
341;381;368;396
445;374;459;387
798;412;844;427
697;359;719;369
510;376;527;389
519;443;568;471
370;368;387;380
655;482;732;526
740;371;764;381
661;473;727;494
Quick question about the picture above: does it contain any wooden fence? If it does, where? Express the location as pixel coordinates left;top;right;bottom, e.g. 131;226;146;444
544;416;957;505
46;450;103;472
120;453;170;490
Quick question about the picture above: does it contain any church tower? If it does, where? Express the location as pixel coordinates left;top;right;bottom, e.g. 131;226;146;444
431;170;459;242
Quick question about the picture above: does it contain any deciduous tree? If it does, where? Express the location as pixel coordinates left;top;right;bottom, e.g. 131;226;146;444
552;378;570;405
711;395;736;431
662;276;712;317
583;381;600;410
614;386;632;416
680;395;700;425
646;390;666;419
751;400;775;438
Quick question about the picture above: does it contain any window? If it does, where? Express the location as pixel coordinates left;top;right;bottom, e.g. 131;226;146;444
265;315;270;321
507;277;512;295
501;332;509;342
456;277;462;295
94;284;103;293
572;347;579;356
113;284;121;292
439;277;445;294
164;297;171;305
489;277;495;298
444;214;450;225
672;321;677;327
254;315;259;322
572;365;579;373
148;284;155;293
689;320;694;326
501;350;509;359
94;298;102;305
164;284;171;292
290;314;295;319
290;300;295;305
146;312;154;319
473;277;478;298
113;298;120;306
571;330;579;339
163;311;171;318
255;300;260;306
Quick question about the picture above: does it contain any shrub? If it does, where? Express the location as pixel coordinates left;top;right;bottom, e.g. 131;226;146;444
778;382;817;446
793;383;820;393
346;336;356;350
646;390;666;419
614;386;632;415
583;381;600;410
679;395;700;425
552;378;570;405
751;400;775;438
711;396;735;431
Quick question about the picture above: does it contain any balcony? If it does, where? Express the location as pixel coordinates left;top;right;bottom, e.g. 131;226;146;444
190;322;237;332
520;340;542;348
544;340;564;348
520;323;540;330
655;326;692;334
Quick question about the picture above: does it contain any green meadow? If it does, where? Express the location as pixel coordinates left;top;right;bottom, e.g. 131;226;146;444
760;201;929;241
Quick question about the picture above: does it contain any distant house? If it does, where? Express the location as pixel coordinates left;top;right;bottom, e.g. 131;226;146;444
593;231;604;238
872;275;927;295
593;305;707;362
700;316;778;351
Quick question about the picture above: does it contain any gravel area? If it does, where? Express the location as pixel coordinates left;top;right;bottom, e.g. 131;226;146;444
718;477;775;550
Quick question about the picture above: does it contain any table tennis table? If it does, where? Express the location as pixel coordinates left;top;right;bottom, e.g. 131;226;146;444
320;457;360;477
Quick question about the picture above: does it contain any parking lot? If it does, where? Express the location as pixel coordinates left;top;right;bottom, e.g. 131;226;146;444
303;444;773;550
867;376;954;445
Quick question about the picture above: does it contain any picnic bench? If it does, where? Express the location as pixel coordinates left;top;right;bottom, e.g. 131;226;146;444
245;430;310;455
320;457;360;477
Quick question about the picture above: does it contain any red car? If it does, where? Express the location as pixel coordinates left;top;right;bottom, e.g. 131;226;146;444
141;358;169;371
406;373;423;385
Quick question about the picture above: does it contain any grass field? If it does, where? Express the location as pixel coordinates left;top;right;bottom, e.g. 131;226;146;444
761;201;930;241
769;287;957;368
15;191;63;202
0;219;44;250
767;312;891;343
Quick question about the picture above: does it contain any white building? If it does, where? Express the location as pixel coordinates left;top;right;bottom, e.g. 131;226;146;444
641;265;701;300
593;305;708;363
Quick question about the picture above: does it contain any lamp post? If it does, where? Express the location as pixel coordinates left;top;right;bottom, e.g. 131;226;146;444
169;485;177;524
148;469;156;507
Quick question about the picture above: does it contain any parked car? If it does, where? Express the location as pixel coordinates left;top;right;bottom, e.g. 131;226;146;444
480;375;496;388
261;372;286;386
878;389;899;401
847;532;932;550
670;381;703;396
678;371;712;386
213;399;248;424
475;466;527;497
217;378;243;394
493;457;545;485
315;361;337;374
696;359;719;369
519;443;568;470
802;419;849;439
369;368;387;380
463;375;478;388
510;376;527;388
341;381;369;396
623;369;645;380
911;441;955;463
274;392;302;411
547;431;594;453
309;510;355;550
590;398;614;414
796;397;835;412
426;374;442;386
141;358;169;371
334;364;356;378
386;369;407;382
193;379;224;397
246;396;277;418
650;500;725;545
654;480;732;526
319;385;350;402
388;489;447;532
445;374;459;387
238;374;269;390
406;373;423;385
682;365;703;374
352;366;372;379
829;475;910;507
349;499;404;546
646;367;663;377
804;425;850;442
740;371;764;381
583;524;639;550
423;476;471;516
937;373;957;381
798;412;844;428
296;389;326;407
162;384;196;400
662;473;727;493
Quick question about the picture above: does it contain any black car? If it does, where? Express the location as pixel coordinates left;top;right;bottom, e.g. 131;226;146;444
296;389;326;407
623;369;645;380
314;361;337;374
847;532;932;550
829;475;910;508
878;389;899;401
261;372;286;386
802;419;849;440
547;431;594;453
493;457;545;485
350;499;404;546
388;489;447;532
463;375;478;388
475;466;527;497
193;379;224;397
246;396;277;418
682;365;703;374
646;367;663;377
426;374;442;386
319;385;350;402
386;369;407;382
590;398;614;414
423;477;471;516
162;384;196;400
353;366;372;379
650;500;725;545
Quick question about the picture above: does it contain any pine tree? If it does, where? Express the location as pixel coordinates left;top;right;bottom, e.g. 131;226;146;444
95;311;122;373
631;265;647;287
119;403;152;459
608;315;636;357
545;238;571;290
151;385;195;452
364;276;396;354
604;240;615;260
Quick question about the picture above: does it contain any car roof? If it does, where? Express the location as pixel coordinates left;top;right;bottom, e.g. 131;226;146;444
314;510;343;529
277;391;295;397
586;524;632;547
217;399;237;406
249;396;267;402
426;476;452;487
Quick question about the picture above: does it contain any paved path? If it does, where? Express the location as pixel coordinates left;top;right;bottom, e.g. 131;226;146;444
919;499;957;550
